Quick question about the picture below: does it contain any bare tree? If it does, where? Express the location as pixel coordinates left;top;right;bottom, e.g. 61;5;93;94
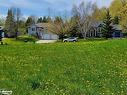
48;16;75;40
72;1;96;38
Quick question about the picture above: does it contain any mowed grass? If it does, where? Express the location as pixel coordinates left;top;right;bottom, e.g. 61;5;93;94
0;39;127;95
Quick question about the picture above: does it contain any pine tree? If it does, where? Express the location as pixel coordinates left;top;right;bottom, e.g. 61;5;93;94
47;16;52;22
102;9;113;38
5;8;15;37
113;16;119;24
42;16;48;23
25;17;35;27
37;17;43;23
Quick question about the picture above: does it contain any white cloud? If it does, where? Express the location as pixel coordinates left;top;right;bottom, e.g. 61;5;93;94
0;0;113;17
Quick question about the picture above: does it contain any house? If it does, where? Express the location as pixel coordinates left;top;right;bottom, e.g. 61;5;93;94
87;22;123;38
0;26;4;38
28;23;59;40
112;24;123;38
87;22;103;38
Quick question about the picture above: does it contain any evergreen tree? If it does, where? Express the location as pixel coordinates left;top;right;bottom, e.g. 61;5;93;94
5;8;15;37
25;17;35;27
37;17;43;23
0;18;5;26
42;16;48;23
19;20;26;35
47;16;52;22
102;9;113;38
113;16;119;24
54;16;63;24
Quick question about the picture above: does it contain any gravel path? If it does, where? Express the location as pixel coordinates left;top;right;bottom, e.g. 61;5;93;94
36;40;57;43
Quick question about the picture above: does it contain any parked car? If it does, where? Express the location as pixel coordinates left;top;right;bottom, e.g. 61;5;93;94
63;37;78;42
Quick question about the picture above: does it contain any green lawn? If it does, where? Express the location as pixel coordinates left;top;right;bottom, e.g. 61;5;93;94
0;39;127;95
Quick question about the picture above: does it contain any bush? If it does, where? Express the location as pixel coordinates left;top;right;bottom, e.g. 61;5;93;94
17;35;37;42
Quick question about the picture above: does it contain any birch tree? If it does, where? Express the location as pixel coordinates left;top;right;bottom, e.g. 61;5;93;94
72;1;96;38
48;16;75;40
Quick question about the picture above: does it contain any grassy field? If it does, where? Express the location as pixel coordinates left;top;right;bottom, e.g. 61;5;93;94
0;39;127;95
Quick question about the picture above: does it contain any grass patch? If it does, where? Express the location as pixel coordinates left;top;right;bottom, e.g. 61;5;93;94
0;39;127;95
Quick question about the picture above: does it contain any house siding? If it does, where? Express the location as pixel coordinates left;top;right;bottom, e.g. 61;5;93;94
28;24;59;40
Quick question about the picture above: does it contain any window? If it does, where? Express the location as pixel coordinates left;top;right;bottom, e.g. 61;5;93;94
32;28;35;31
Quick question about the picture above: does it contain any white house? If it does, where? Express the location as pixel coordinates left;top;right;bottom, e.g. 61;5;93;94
28;23;59;40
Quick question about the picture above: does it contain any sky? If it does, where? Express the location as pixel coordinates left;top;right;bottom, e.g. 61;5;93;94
0;0;113;18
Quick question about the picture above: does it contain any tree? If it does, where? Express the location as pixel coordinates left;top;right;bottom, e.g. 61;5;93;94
0;18;5;26
92;5;107;21
109;0;123;17
5;8;15;37
42;16;48;23
14;8;22;38
102;9;113;38
37;17;43;23
18;20;26;35
113;16;119;24
72;1;97;38
47;16;52;23
48;16;74;40
25;16;35;27
118;4;127;30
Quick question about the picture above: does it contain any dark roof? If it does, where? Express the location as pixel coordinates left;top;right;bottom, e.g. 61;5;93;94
92;22;122;31
112;24;122;31
91;21;103;28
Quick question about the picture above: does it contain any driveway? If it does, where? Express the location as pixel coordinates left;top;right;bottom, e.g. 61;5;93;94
36;40;57;44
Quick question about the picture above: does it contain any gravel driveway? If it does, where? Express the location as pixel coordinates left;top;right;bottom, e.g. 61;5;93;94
36;40;57;43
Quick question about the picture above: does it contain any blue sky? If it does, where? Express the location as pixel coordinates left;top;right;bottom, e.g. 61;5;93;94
0;0;113;18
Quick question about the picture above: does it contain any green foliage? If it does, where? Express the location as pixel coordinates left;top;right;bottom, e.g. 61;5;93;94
4;8;16;37
119;4;127;31
109;0;123;17
109;0;127;31
17;35;37;42
42;16;48;23
0;39;127;94
0;18;5;26
102;9;113;38
25;16;35;27
37;17;43;23
113;16;120;24
18;20;27;35
54;16;63;24
46;16;52;22
92;6;107;21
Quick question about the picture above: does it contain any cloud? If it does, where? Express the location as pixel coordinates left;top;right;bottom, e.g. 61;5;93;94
0;0;113;17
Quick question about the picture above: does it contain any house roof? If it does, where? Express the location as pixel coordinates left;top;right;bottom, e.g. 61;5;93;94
0;26;3;30
91;21;103;28
29;23;51;28
112;24;122;31
92;22;122;31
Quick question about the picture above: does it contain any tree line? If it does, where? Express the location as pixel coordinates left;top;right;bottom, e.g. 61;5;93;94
1;0;127;39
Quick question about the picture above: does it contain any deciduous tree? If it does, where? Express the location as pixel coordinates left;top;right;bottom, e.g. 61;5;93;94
72;1;97;38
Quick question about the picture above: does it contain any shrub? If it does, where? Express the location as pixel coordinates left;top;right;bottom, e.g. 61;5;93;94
17;35;37;42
